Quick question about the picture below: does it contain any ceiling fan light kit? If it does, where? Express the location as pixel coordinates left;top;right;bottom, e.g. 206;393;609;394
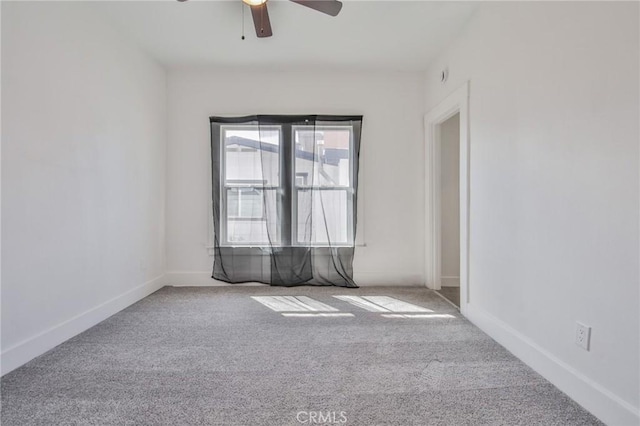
242;0;267;6
179;0;343;38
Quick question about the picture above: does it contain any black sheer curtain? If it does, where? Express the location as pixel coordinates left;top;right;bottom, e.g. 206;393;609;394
210;115;362;287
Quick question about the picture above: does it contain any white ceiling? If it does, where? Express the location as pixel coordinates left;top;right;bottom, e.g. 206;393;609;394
93;1;478;71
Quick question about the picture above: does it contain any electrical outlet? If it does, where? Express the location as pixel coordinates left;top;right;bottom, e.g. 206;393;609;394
575;322;591;351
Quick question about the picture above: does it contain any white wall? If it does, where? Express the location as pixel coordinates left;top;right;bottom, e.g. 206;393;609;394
166;69;425;286
424;2;639;424
439;113;460;287
1;2;167;374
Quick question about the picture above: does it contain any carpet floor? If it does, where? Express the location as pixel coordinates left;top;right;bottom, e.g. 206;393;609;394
1;286;602;425
436;287;460;308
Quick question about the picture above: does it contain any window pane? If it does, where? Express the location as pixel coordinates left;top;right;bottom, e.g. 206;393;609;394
228;189;239;217
294;128;351;187
224;127;280;186
296;189;350;245
227;188;263;219
226;189;280;245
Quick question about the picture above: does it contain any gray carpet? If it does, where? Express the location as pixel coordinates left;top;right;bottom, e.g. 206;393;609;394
2;286;602;425
436;287;460;308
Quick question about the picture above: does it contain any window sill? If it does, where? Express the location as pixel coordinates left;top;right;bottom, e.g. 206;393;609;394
205;243;366;256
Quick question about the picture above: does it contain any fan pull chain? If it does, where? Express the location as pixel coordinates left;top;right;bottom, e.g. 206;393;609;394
241;3;245;40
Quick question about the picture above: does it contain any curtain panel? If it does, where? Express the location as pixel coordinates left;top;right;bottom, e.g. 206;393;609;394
210;115;362;287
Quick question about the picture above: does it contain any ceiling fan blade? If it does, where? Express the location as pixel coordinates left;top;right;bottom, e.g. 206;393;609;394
250;3;273;38
290;0;342;17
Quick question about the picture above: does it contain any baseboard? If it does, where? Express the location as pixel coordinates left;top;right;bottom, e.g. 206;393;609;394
166;271;425;287
166;271;262;286
464;303;640;426
353;271;424;286
1;274;166;376
440;276;460;287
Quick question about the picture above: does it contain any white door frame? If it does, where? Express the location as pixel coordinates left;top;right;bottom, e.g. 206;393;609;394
424;81;470;314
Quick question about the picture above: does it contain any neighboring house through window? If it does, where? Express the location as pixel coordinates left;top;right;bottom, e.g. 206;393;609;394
219;123;356;247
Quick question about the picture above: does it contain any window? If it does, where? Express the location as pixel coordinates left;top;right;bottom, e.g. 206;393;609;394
293;126;354;245
221;127;280;245
218;122;357;247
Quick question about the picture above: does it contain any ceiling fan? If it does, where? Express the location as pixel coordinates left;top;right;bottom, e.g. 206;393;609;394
176;0;343;38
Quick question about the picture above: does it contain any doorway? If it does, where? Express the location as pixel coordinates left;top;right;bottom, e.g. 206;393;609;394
436;113;460;307
424;82;469;314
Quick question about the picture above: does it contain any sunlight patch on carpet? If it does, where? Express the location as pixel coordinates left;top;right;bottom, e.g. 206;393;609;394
334;295;432;313
251;296;338;312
